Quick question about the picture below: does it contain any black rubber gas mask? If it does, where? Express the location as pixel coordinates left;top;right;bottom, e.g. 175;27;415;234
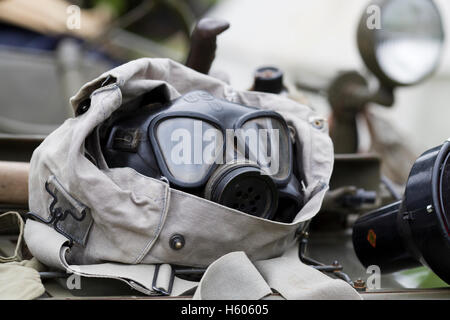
100;90;304;222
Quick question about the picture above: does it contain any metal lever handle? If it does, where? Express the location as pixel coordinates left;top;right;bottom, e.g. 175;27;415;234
185;18;230;74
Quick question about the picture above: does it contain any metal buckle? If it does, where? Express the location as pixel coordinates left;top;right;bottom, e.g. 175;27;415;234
152;264;175;296
26;181;87;247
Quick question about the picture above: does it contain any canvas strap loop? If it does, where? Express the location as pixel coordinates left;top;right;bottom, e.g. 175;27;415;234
193;252;273;300
0;211;24;263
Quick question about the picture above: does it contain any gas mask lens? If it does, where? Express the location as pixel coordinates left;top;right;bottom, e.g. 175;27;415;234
155;115;291;187
238;117;291;182
155;118;223;185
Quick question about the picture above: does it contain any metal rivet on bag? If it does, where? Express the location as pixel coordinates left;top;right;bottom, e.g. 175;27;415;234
312;119;324;129
309;117;325;130
76;98;91;116
169;234;185;250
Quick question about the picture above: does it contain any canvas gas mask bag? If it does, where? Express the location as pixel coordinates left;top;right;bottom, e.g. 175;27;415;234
24;58;360;299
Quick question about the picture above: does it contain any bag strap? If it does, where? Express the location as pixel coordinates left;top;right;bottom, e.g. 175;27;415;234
193;252;273;300
24;219;197;296
0;211;24;263
193;250;361;300
24;219;361;299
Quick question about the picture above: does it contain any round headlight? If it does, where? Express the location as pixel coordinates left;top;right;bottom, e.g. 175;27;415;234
358;0;445;87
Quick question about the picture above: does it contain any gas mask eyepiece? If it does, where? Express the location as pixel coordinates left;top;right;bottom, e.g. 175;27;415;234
101;91;304;223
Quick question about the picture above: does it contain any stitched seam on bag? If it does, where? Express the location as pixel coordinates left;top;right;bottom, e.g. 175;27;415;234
87;83;121;120
133;185;169;263
133;184;170;264
305;116;314;202
89;82;120;99
170;188;301;229
104;167;166;204
125;169;168;204
309;119;331;196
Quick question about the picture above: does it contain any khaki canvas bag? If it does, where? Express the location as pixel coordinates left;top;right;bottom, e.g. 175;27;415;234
24;58;360;299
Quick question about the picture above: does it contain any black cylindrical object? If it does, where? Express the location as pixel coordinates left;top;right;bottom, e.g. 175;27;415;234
352;201;421;273
204;163;279;220
253;67;284;94
353;142;450;284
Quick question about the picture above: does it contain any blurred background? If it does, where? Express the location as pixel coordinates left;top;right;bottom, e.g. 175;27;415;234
1;0;450;156
210;0;450;155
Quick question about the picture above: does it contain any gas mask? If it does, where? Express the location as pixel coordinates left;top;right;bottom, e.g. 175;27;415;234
100;90;304;223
